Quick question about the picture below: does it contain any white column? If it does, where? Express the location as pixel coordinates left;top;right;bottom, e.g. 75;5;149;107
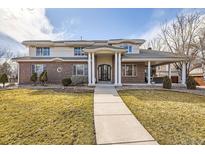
92;52;95;85
168;64;171;79
118;53;121;85
88;53;91;85
148;61;151;84
182;62;186;85
115;52;118;85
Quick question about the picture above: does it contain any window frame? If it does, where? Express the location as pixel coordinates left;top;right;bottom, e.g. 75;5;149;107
31;64;46;77
122;64;137;77
36;47;50;56
120;45;132;53
73;64;88;76
74;47;85;56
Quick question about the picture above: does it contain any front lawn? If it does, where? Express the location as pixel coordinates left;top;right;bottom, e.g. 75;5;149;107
0;89;95;144
118;90;205;145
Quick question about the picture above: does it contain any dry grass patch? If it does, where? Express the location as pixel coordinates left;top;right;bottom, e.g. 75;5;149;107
0;89;95;144
119;90;205;145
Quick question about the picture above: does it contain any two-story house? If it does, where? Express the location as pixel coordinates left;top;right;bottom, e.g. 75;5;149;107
13;39;187;86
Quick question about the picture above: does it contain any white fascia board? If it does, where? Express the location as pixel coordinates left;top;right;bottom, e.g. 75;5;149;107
122;58;186;62
16;59;88;62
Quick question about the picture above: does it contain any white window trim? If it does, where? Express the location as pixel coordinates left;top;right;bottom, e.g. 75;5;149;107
36;47;50;57
73;64;88;76
74;47;85;56
120;45;133;54
32;64;46;77
122;64;137;77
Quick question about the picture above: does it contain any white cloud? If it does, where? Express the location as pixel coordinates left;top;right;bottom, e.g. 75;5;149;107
138;23;162;41
0;8;75;55
137;9;205;42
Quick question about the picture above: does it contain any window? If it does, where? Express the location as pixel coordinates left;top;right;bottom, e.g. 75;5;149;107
32;64;46;76
126;65;133;76
122;64;137;77
36;47;50;56
121;45;132;53
73;64;88;76
74;47;84;56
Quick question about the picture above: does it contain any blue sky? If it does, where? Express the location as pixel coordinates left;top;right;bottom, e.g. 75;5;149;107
0;8;203;55
46;8;182;39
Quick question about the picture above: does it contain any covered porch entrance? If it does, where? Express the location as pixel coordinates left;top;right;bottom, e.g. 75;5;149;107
98;64;111;81
84;46;126;86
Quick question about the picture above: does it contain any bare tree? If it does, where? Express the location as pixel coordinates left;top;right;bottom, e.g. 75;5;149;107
0;47;13;59
144;37;165;51
199;25;205;80
160;13;202;77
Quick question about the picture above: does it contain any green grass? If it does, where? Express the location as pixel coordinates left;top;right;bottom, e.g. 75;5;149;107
0;89;95;144
118;90;205;145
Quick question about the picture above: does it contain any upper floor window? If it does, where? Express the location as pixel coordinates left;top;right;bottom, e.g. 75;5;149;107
36;47;50;56
74;47;84;56
121;45;132;53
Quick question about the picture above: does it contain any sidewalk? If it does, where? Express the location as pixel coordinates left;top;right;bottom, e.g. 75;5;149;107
94;85;158;145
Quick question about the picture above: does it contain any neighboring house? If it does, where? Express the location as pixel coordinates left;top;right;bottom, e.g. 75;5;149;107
190;67;205;86
13;39;187;86
155;64;180;83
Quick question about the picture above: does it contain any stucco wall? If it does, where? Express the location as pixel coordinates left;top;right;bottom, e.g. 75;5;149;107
29;46;86;57
95;54;114;82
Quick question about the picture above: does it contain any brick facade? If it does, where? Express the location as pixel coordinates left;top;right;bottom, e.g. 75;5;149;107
19;61;145;84
121;62;145;83
19;62;87;84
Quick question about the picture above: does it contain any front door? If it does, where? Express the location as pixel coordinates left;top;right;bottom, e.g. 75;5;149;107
98;64;111;81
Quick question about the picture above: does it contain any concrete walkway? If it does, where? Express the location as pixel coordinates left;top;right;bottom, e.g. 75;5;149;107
94;85;158;145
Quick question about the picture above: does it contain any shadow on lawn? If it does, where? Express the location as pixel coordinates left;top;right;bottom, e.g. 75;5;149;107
119;89;205;105
27;89;93;96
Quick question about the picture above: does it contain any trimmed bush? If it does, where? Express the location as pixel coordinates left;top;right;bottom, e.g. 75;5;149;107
163;76;172;89
71;76;88;85
0;73;8;88
39;71;48;86
62;78;72;86
30;73;37;85
186;76;196;89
